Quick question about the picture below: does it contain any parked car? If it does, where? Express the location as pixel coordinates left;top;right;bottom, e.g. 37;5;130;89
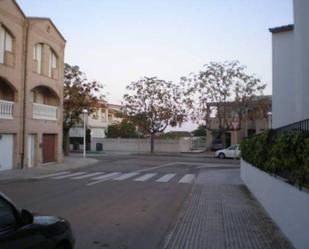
0;193;75;249
210;138;224;151
215;144;240;159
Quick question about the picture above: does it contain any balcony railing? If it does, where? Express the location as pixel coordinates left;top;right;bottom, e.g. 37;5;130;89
33;103;58;121
0;100;14;119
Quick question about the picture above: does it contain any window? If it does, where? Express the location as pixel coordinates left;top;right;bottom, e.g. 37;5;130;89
48;49;57;78
0;198;16;231
0;25;13;64
33;43;43;74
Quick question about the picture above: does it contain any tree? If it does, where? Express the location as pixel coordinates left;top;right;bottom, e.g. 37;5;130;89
123;77;186;152
192;125;207;137
105;119;138;138
182;61;266;145
63;63;104;155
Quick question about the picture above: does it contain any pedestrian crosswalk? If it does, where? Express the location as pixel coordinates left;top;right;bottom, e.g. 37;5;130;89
33;171;195;185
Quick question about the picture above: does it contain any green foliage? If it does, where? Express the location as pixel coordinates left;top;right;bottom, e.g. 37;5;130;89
241;131;309;189
192;125;207;137
106;120;138;138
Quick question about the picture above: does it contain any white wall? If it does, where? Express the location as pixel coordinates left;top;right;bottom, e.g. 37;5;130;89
272;0;309;128
90;138;192;153
293;0;309;122
241;160;309;249
272;31;296;128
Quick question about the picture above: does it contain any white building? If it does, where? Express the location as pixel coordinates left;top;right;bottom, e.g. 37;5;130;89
69;103;122;151
270;0;309;128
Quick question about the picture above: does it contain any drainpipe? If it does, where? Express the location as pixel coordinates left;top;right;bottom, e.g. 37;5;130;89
20;19;29;169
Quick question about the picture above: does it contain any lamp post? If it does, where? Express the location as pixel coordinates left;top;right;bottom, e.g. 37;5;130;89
267;112;272;129
82;109;88;159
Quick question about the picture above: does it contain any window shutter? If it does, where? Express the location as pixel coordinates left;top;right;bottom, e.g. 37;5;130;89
0;27;5;63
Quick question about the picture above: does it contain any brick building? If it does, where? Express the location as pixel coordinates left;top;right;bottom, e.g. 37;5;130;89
0;0;65;170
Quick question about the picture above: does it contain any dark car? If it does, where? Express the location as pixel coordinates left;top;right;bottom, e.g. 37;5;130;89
0;193;75;249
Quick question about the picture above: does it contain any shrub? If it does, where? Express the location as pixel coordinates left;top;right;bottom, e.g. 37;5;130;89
241;130;309;190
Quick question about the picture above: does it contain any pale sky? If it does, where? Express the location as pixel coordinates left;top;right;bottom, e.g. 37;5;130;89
17;0;293;131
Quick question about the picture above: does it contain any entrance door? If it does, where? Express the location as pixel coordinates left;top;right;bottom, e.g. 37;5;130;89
27;134;36;168
0;134;13;170
42;134;56;163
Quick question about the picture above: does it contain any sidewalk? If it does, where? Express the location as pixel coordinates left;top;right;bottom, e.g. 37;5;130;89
164;169;294;249
0;155;98;181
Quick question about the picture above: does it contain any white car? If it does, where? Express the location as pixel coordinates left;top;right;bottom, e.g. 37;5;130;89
215;144;240;159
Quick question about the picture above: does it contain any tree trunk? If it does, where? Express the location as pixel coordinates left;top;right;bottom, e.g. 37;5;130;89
63;129;70;156
150;133;155;153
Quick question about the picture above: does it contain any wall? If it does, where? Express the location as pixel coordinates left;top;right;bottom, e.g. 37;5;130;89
272;0;309;128
272;31;296;128
90;138;192;153
241;160;309;249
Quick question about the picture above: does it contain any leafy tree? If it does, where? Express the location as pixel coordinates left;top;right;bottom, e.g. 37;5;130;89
123;77;186;152
106;119;138;138
182;61;266;145
63;63;104;155
192;125;207;137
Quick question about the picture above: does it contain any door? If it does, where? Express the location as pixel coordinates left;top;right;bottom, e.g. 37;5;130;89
27;135;36;168
0;134;13;171
42;134;56;163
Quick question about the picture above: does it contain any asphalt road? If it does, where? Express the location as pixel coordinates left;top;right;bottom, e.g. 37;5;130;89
0;155;239;249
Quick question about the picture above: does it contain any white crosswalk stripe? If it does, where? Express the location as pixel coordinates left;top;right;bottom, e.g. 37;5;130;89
71;172;104;180
156;173;176;183
91;172;121;181
32;171;71;179
34;171;195;185
178;174;195;184
113;172;139;181
134;173;157;182
52;172;87;179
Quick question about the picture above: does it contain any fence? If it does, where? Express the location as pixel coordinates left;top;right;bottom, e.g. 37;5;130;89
274;118;309;134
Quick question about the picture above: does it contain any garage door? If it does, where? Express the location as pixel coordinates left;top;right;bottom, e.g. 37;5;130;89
0;134;13;170
42;134;56;163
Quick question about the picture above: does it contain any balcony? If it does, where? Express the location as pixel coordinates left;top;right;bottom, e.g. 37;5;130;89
33;103;57;121
0;100;14;119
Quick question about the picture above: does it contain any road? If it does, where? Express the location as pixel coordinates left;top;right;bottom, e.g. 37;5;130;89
0;155;239;249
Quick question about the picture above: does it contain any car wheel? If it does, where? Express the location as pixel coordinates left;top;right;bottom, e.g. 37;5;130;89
218;153;225;159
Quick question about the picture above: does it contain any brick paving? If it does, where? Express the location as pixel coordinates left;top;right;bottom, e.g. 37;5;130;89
164;169;294;249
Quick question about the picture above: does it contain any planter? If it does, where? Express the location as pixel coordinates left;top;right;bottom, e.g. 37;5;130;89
241;159;309;249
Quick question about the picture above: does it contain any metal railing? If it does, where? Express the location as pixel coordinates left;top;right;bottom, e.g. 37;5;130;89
274;118;309;134
33;103;58;121
0;100;14;119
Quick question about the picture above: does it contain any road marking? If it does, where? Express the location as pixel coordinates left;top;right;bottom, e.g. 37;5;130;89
71;172;104;180
156;173;176;183
87;172;121;186
178;174;195;184
33;171;71;179
52;172;87;179
134;173;157;182
113;172;139;181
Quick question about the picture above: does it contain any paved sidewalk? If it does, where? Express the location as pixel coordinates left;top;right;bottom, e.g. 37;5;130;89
164;169;294;249
0;155;98;181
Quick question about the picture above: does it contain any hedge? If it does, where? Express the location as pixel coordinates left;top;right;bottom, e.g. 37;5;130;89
240;130;309;190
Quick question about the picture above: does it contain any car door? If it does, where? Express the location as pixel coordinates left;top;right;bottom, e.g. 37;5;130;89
226;145;237;158
0;197;49;249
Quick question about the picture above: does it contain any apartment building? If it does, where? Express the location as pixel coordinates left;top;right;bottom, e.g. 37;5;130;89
69;103;122;152
0;0;65;170
270;0;309;128
205;96;271;148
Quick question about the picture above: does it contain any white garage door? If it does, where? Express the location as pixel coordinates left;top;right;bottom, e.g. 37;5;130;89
0;134;13;171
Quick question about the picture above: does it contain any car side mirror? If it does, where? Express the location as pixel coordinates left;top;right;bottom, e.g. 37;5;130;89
21;209;34;225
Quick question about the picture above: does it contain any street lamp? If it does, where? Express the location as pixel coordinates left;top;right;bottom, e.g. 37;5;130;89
267;112;272;129
82;109;88;159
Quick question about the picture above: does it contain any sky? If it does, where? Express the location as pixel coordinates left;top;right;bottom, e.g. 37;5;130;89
17;0;293;131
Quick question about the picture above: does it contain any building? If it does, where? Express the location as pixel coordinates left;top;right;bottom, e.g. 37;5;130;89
270;0;309;128
69;103;122;152
0;0;66;170
205;96;271;148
